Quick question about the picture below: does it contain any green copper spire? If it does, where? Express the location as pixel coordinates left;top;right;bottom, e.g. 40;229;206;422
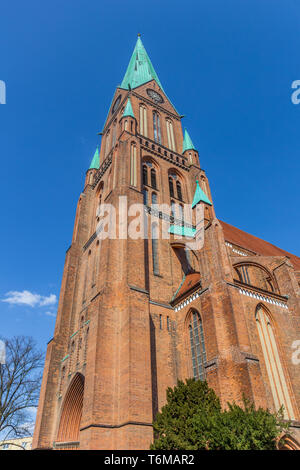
182;129;196;153
120;36;164;91
89;147;100;170
122;97;135;118
192;180;212;208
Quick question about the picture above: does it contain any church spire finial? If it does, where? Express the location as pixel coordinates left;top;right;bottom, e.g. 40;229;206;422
120;36;164;91
182;129;196;153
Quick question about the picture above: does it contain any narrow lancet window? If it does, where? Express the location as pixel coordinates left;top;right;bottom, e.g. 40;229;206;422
130;143;137;187
189;311;207;381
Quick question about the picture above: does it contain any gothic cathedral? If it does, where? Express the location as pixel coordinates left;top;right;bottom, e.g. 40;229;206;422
33;36;300;450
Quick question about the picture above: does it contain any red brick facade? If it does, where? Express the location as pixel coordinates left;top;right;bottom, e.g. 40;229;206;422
32;66;300;450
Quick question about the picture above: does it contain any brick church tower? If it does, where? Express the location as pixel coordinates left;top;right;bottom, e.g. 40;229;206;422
33;36;300;450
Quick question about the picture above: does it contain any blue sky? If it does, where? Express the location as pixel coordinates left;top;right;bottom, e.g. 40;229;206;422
0;0;299;353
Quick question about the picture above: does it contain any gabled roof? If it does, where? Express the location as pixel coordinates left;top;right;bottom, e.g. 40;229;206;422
171;272;201;304
192;180;212;208
220;220;300;271
120;36;164;91
122;97;135;118
89;147;100;170
182;129;196;153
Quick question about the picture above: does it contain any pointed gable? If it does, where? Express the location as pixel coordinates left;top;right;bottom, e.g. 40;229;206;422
192;180;212;208
122;97;135;118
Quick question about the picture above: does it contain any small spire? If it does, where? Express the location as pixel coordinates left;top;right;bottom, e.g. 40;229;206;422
122;97;135;119
182;129;196;153
89;146;100;170
192;180;212;208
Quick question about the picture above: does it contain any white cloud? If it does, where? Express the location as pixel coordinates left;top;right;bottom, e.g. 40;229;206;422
40;294;57;306
45;311;56;317
2;290;57;308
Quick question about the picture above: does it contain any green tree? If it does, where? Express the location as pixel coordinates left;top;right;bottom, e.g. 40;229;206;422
151;379;289;450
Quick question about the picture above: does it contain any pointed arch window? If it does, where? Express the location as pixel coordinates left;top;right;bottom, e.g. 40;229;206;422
256;307;294;420
188;311;207;381
166;119;176;151
151;223;159;275
153;112;161;143
169;177;174;198
201;177;208;194
130;143;137;187
139;105;148;137
151;168;157;189
176;181;183;201
143;165;148;186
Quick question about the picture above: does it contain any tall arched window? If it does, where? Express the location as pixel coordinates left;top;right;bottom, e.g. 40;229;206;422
256;306;294;420
151;168;157;189
151;223;159;275
153;112;161;143
139;105;148;136
188;311;207;381
176;181;183;201
201;177;208;194
166;119;176;151
130;143;137;187
124;120;128;131
82;252;91;303
143;165;148;185
169;177;174;198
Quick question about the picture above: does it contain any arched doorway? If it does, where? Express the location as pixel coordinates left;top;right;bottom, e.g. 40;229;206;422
277;434;300;450
56;373;84;447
